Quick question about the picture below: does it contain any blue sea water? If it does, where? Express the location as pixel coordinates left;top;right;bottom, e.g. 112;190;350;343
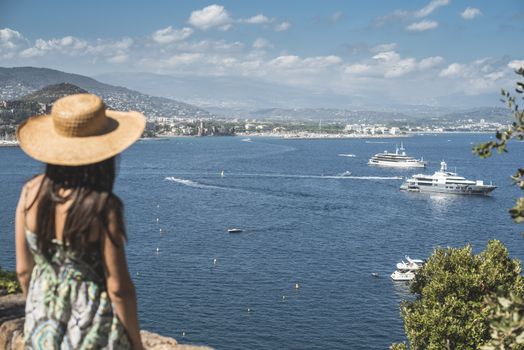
1;134;524;349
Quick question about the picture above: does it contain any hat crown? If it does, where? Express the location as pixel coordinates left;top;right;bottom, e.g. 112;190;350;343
52;94;107;137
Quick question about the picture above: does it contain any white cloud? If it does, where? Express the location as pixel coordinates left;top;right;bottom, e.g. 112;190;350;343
166;53;203;66
375;0;449;27
508;60;524;70
371;43;397;53
419;56;444;70
0;28;26;50
415;0;450;18
346;51;442;78
275;22;291;32
439;63;464;77
344;63;372;75
436;58;512;95
461;7;482;20
268;55;301;68
152;26;193;44
188;4;232;30
405;20;438;32
241;14;271;24
19;36;89;57
268;55;341;70
252;38;272;50
108;53;129;64
372;51;400;63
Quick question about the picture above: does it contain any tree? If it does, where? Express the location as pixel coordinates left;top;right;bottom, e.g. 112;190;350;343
474;68;524;226
474;68;524;349
391;69;524;350
392;241;524;350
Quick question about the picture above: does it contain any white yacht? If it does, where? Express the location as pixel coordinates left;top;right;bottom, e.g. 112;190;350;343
368;143;426;168
391;256;424;281
396;256;424;271
400;161;496;195
391;270;416;281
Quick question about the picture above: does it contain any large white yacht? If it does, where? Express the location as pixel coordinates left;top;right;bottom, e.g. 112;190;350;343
400;161;496;195
368;143;426;168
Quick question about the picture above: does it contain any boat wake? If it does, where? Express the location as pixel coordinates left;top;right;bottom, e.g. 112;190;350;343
338;154;356;157
218;173;402;180
165;177;224;189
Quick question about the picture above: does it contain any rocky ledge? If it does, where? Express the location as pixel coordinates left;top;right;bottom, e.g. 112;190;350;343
0;294;212;350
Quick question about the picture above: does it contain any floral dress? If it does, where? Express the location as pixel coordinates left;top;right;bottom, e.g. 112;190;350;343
23;230;131;349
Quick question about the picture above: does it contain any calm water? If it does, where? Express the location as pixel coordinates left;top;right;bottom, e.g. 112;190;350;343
1;134;524;349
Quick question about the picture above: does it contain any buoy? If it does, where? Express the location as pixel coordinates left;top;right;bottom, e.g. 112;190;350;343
295;283;300;289
136;272;140;276
220;170;224;177
182;331;186;337
371;273;379;278
282;295;286;301
156;247;160;253
247;308;251;312
213;258;217;265
156;218;159;222
159;228;163;233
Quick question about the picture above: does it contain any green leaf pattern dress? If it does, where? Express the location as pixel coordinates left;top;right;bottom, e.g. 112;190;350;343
23;230;131;349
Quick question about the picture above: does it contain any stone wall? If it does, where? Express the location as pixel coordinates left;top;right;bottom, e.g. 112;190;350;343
0;294;212;350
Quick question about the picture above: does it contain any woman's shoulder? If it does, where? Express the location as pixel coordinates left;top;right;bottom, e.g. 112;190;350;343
21;174;45;203
24;174;45;190
105;193;124;210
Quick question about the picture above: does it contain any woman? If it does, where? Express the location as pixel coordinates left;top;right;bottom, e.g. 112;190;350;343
15;93;146;349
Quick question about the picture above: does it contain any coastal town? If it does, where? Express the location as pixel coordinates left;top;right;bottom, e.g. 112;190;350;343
0;76;511;144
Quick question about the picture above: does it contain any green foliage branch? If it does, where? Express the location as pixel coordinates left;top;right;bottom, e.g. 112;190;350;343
474;68;524;224
0;265;21;295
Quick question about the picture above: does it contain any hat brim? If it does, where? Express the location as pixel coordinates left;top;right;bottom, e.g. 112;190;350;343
16;110;146;166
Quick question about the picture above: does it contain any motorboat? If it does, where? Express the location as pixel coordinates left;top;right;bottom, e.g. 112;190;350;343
400;161;496;195
368;143;426;168
391;270;416;281
228;228;243;233
391;256;424;281
396;256;424;270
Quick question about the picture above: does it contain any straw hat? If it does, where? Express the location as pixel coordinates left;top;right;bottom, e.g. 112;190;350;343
17;93;146;166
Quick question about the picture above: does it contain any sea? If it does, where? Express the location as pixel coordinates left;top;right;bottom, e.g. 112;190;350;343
1;133;524;349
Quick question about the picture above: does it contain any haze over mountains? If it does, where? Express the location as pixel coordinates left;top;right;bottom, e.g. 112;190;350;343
0;66;511;122
94;71;503;113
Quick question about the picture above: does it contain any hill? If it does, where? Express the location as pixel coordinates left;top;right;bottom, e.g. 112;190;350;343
0;67;211;119
22;83;88;104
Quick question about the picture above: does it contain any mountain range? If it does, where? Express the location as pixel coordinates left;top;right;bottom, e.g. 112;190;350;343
0;66;513;123
0;67;211;119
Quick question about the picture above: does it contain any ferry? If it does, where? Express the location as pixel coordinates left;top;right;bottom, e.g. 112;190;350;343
400;161;496;195
368;143;426;168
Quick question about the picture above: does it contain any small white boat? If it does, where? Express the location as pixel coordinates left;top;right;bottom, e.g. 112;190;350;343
391;270;416;281
396;256;424;270
228;228;243;233
241;138;252;142
340;171;352;177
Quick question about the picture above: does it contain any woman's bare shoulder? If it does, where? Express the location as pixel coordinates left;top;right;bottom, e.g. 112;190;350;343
23;174;45;198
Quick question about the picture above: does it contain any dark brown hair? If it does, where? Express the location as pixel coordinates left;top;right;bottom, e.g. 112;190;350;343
27;157;125;257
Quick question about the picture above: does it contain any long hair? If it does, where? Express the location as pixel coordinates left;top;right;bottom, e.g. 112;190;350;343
27;157;124;257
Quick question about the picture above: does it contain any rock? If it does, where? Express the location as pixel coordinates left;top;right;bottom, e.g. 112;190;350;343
0;294;212;350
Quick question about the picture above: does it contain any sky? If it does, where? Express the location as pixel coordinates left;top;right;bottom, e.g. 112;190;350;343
1;0;523;107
